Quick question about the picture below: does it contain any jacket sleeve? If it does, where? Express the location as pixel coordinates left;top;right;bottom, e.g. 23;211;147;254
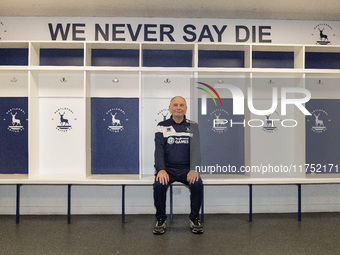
190;122;201;170
154;124;166;173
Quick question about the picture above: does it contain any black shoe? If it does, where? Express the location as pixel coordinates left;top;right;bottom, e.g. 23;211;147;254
153;219;166;235
190;218;204;234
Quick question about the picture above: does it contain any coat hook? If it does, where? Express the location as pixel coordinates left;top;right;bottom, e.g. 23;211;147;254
217;79;224;84
164;78;171;84
60;77;67;83
317;79;323;85
112;77;119;83
268;79;274;85
10;77;17;83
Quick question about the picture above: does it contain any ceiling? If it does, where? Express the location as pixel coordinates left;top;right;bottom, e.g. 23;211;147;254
0;0;340;21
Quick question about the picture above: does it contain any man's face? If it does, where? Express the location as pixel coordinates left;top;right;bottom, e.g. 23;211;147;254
169;97;187;119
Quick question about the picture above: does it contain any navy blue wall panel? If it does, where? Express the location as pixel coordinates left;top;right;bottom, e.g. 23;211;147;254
252;51;294;68
91;98;139;174
197;98;245;174
305;52;340;69
198;50;244;68
40;49;84;66
0;49;28;66
306;99;340;173
0;97;28;174
91;49;139;67
142;49;192;67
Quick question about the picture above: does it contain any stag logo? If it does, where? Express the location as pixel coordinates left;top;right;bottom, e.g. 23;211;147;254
5;108;26;133
156;109;170;122
105;108;127;133
209;109;229;133
53;108;75;132
318;28;328;41
307;109;330;133
314;24;333;45
262;111;280;133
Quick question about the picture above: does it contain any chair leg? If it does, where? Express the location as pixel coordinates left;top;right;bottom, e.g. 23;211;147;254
170;184;173;224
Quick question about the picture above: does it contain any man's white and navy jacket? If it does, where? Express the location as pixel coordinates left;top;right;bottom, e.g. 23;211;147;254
154;116;201;173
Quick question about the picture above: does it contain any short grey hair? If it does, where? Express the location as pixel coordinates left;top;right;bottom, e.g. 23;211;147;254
169;96;187;106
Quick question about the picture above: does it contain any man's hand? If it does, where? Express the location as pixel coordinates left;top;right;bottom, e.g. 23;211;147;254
156;170;169;185
187;170;199;184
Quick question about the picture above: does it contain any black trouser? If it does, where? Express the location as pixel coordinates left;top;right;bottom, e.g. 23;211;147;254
153;167;203;221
